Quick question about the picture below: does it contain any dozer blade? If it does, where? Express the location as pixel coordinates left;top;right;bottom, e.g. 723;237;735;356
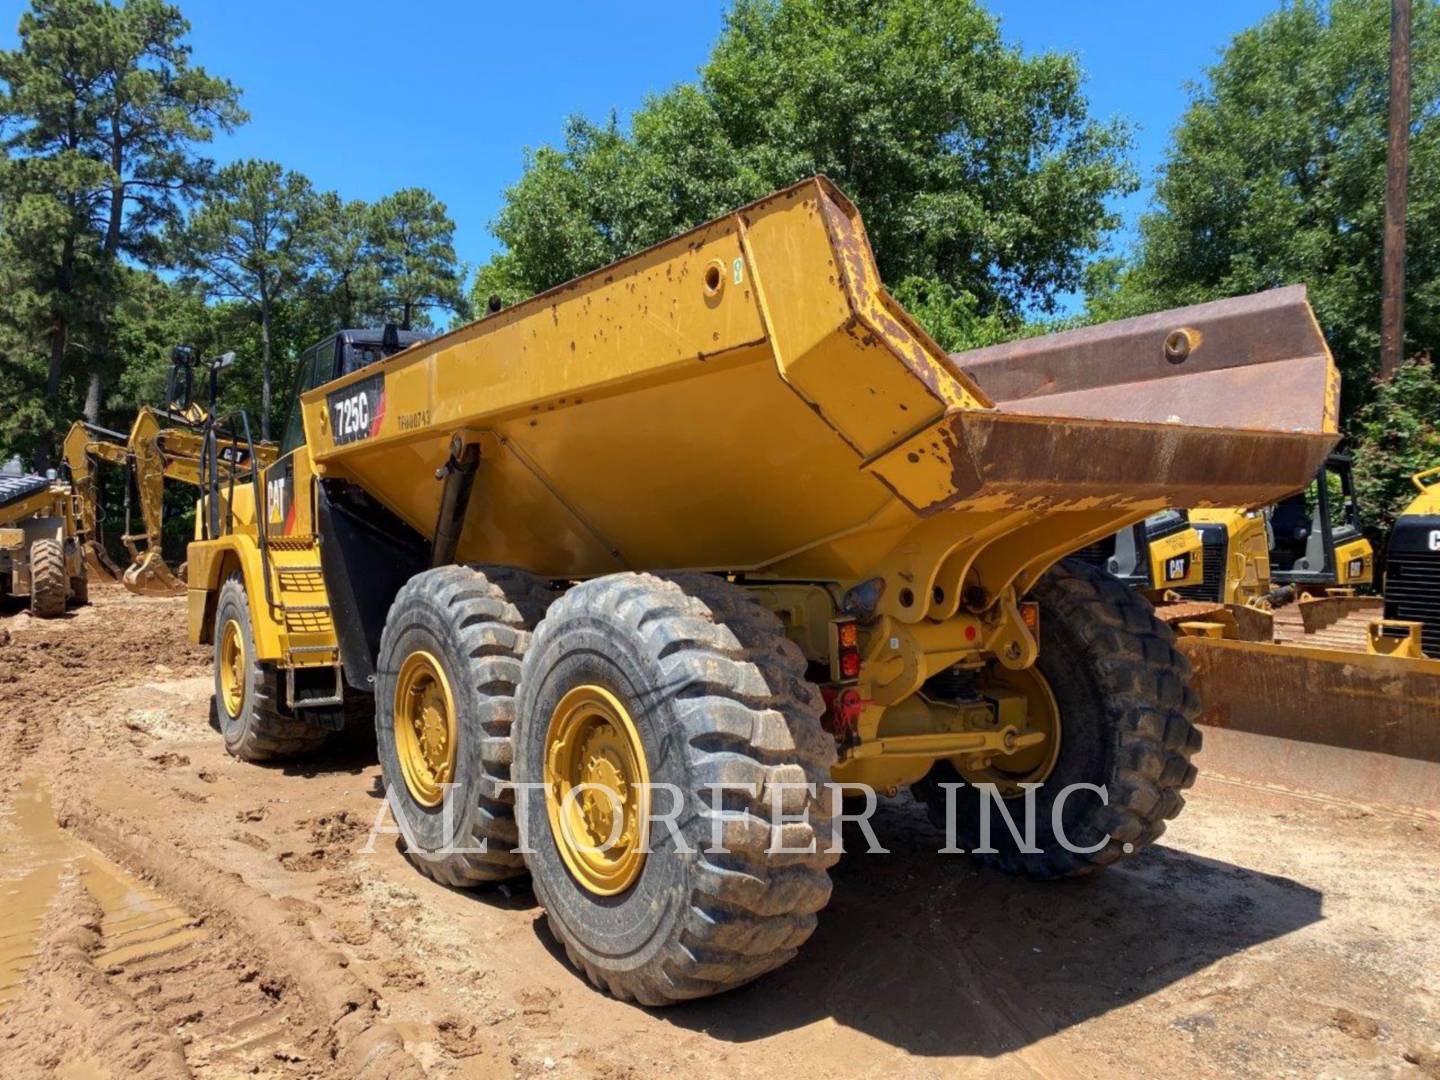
121;550;186;597
1179;637;1440;814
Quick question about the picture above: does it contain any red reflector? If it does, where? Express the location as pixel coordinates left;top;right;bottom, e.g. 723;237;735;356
839;650;861;679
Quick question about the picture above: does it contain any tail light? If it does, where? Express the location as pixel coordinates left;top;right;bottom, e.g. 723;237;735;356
1019;601;1040;637
831;618;861;683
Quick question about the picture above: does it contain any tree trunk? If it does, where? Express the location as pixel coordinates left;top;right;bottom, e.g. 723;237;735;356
35;309;69;470
402;301;412;331
83;369;102;423
37;227;79;470
260;293;273;442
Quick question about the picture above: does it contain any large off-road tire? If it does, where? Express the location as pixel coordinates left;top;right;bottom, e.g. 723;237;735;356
214;574;328;761
28;538;66;618
914;557;1202;879
514;572;838;1006
375;564;554;887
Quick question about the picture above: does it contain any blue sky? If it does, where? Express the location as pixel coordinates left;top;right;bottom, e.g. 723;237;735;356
2;0;1278;290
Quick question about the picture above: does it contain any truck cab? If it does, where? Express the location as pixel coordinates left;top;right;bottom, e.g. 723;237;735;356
270;328;432;537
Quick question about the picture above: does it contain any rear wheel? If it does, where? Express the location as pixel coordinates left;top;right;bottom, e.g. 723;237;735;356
214;574;328;761
514;572;837;1005
28;539;66;618
913;557;1202;878
375;564;552;887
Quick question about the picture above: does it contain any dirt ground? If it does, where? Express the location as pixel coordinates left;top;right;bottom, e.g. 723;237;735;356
1;584;1438;1079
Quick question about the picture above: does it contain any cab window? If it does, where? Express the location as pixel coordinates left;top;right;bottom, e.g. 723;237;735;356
279;337;338;455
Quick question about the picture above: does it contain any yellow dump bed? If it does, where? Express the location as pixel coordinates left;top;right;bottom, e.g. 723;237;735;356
300;177;1338;580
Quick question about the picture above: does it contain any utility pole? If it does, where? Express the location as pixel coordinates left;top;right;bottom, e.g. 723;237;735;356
1380;0;1412;380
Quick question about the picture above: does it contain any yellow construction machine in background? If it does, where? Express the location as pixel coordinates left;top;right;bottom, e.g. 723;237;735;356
0;469;88;616
1073;509;1205;601
63;349;275;595
1379;464;1440;658
185;178;1340;1004
1178;462;1440;813
1179;452;1373;610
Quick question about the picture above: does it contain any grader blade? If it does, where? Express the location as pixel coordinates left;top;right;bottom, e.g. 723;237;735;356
1179;637;1440;814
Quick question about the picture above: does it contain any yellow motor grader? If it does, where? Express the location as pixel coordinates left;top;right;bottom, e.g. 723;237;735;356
0;469;88;616
63;349;276;595
185;178;1337;1004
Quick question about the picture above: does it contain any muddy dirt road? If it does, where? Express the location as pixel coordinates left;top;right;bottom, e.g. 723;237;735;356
1;586;1438;1079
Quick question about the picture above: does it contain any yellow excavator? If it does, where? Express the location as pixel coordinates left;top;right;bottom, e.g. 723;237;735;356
63;348;275;595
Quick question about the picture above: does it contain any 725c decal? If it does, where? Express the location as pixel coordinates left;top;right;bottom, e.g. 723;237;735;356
326;373;385;446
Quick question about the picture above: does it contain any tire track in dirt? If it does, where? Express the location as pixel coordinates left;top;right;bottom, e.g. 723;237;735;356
1;587;427;1078
55;788;425;1080
0;874;191;1079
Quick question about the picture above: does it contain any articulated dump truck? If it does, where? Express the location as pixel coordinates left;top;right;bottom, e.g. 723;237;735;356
186;178;1338;1005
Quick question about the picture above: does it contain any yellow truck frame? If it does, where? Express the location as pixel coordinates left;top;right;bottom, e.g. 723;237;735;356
187;178;1338;1004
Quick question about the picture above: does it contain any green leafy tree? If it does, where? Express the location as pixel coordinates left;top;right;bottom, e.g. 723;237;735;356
0;0;242;462
370;187;468;330
311;192;381;329
172;159;318;440
1351;359;1440;533
472;0;1134;348
1090;0;1440;417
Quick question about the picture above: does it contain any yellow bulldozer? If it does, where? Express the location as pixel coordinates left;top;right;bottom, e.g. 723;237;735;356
1178;462;1440;812
1382;464;1440;655
185;178;1339;1004
1070;509;1206;602
1177;451;1373;610
0;468;88;617
63;348;276;595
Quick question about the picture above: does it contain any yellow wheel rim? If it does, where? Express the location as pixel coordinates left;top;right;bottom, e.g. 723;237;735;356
961;665;1063;798
394;651;458;808
543;684;650;896
219;618;246;718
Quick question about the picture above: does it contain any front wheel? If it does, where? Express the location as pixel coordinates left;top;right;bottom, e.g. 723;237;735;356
28;538;66;617
913;557;1202;879
213;574;327;761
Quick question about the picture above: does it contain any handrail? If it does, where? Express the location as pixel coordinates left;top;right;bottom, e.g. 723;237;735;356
1412;465;1440;492
199;409;275;614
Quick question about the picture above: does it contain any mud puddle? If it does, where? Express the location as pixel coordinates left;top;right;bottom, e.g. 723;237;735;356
0;779;200;1008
